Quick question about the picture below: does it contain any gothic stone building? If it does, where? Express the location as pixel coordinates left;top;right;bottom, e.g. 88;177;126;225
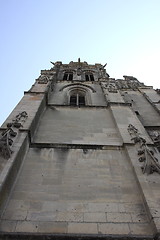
0;59;160;239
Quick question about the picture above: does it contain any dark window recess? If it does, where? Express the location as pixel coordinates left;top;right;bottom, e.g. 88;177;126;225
85;74;90;81
79;96;85;106
85;74;94;81
63;72;73;81
70;96;77;106
63;73;68;80
90;74;94;81
135;111;140;115
70;94;85;107
69;73;73;81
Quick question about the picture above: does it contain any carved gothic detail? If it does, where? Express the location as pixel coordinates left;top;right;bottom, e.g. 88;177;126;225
102;80;118;93
0;111;28;159
116;76;145;90
147;130;160;152
0;128;16;159
77;67;82;76
108;83;117;93
99;64;109;79
11;111;28;128
37;75;49;84
128;124;160;174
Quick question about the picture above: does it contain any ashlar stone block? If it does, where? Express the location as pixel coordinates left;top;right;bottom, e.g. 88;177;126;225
68;222;98;234
98;223;130;235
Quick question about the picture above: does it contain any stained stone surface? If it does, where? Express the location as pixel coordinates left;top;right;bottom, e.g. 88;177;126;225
0;60;159;238
0;148;153;236
33;107;122;145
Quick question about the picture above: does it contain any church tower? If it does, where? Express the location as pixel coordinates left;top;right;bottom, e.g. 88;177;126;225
0;59;160;239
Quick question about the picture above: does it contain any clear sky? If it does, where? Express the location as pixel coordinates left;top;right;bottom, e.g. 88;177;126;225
0;0;160;125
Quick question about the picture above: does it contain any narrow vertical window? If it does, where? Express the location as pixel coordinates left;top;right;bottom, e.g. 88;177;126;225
79;96;85;106
90;74;94;81
69;73;73;81
70;95;77;106
63;73;68;80
85;74;90;81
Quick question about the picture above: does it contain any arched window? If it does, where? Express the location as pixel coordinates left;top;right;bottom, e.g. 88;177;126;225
63;72;73;81
70;91;85;107
85;72;94;81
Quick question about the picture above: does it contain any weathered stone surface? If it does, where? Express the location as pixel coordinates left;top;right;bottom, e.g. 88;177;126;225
84;212;106;222
129;223;154;235
57;212;83;222
68;223;98;234
0;148;153;235
98;223;130;235
0;220;17;232
38;222;67;233
0;60;159;238
33;107;121;145
16;221;38;233
106;213;132;223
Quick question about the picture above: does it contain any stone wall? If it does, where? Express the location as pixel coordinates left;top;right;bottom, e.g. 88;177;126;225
0;147;154;236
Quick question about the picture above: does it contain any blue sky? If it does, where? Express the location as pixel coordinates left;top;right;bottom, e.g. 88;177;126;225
0;0;160;125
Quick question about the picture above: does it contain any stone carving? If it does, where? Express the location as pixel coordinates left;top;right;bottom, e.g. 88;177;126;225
103;80;117;93
116;79;129;89
0;128;16;159
147;130;160;152
138;147;160;174
77;67;82;76
108;83;117;93
37;75;49;84
128;124;160;174
0;111;28;159
99;63;109;79
8;111;28;128
116;76;145;90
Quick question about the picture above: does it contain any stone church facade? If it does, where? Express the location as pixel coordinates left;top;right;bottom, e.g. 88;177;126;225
0;59;160;239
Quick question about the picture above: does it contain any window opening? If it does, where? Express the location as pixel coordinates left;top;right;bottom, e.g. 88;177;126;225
63;73;68;80
85;73;94;81
70;95;77;106
79;96;85;106
63;72;73;81
70;93;85;107
85;74;90;81
90;74;94;81
69;73;73;81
